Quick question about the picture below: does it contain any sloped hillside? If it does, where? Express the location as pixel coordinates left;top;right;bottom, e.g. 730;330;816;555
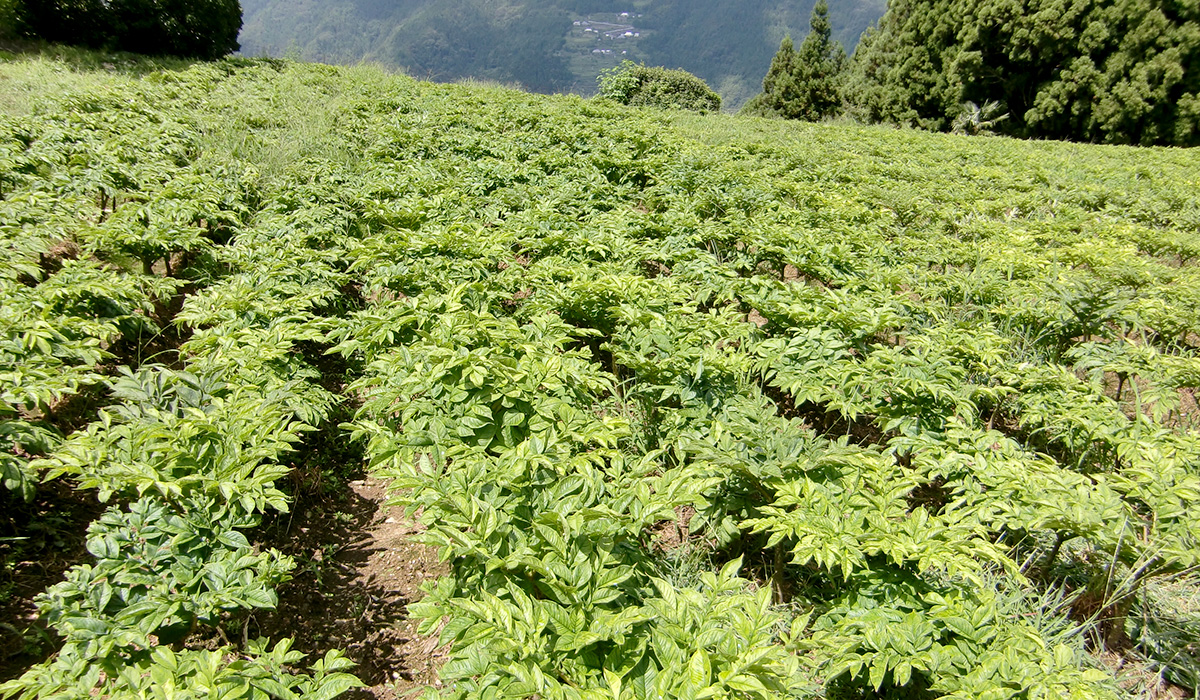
1;51;1199;699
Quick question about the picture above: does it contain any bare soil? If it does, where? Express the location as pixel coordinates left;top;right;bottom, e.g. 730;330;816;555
252;477;449;699
648;505;696;553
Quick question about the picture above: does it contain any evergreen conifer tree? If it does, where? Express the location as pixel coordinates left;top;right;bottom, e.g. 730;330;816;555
742;0;846;121
751;35;798;117
844;0;1200;146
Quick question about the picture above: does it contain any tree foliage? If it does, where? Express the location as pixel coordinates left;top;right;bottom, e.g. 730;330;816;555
15;0;241;59
845;0;1200;146
17;0;108;46
109;0;242;59
742;0;847;120
598;61;721;112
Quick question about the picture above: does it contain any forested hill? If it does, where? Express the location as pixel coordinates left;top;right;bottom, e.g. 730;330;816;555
237;0;885;106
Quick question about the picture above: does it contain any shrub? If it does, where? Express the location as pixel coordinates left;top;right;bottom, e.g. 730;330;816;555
598;61;721;112
14;0;241;59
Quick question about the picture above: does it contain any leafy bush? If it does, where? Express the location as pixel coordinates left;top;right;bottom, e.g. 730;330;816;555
14;0;241;59
0;0;19;38
598;61;721;113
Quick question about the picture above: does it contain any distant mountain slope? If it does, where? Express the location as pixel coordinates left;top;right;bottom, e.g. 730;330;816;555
237;0;885;106
237;0;572;92
637;0;883;104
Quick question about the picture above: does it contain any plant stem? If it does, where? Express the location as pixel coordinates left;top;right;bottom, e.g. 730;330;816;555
1039;531;1067;577
772;543;786;604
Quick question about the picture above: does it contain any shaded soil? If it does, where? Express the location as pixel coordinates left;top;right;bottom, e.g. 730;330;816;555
42;383;110;435
1100;651;1193;699
252;477;449;699
0;481;104;682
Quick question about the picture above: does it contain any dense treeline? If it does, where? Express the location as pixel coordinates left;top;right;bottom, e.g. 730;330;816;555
748;0;1200;146
3;0;241;59
847;0;1200;146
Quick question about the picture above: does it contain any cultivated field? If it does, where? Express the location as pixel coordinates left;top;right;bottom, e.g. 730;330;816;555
2;51;1200;699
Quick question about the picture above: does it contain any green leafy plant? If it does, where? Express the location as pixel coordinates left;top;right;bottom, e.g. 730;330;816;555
3;51;1200;700
950;100;1009;136
598;61;721;113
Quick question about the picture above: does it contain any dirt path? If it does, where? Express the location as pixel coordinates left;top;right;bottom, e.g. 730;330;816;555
253;477;449;699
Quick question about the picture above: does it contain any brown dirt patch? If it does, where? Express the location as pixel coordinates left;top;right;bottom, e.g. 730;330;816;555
746;309;768;328
37;239;80;275
642;260;671;278
44;383;110;435
252;477;449;699
502;288;534;311
1168;386;1200;432
1095;370;1200;432
648;505;696;553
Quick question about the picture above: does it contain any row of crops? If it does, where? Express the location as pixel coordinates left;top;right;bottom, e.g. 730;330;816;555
2;52;1200;698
